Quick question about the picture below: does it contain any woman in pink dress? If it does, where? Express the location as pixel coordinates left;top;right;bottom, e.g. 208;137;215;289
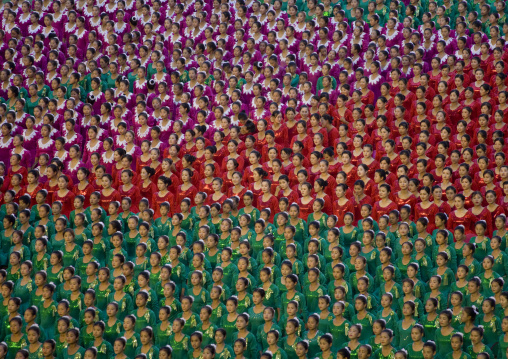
35;124;56;164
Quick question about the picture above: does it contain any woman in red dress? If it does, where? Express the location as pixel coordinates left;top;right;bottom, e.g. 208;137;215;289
243;150;263;186
72;168;95;208
290;121;314;157
53;175;76;218
449;194;476;236
296;182;315;220
198;164;215;198
395;175;417;217
207;178;228;206
23;170;43;208
227;171;248;209
248;168;266;206
414;186;439;232
153;175;176;218
139;167;158;206
176;169;198;208
221;140;246;173
314;178;333;215
469;191;493;236
333;183;354;227
258;179;279;222
275;175;299;205
118;169;142;214
372;184;398;221
43;164;60;202
99;174;122;211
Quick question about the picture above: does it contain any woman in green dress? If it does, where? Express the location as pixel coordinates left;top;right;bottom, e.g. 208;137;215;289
39;283;58;338
435;310;457;357
393;301;417;349
329;302;351;352
232;314;259;359
220;296;239;345
281;319;302;359
303;268;326;313
133;291;156;332
13;261;34;313
215;329;234;359
0;214;15;267
466;327;495;359
122;315;141;358
104;302;123;345
405;325;425;359
196;306;217;348
303;314;325;359
185;270;211;314
135;327;159;359
107;276;134;321
256;307;280;351
169;318;190;359
446;333;471;359
91;322;114;359
477;297;501;349
372;329;396;359
247;288;267;331
346;324;362;359
61;229;83;268
4;316;27;359
62;328;86;359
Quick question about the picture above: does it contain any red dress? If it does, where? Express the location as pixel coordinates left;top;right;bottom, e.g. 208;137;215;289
72;183;95;208
449;210;476;235
297;197;315;220
22;185;42;207
199;179;215;197
333;200;355;227
277;189;299;206
372;201;398;221
257;195;279;222
469;207;493;237
152;191;176;218
52;190;76;217
118;185;142;213
139;181;158;206
227;186;248;209
99;190;122;211
414;203;439;232
176;185;199;208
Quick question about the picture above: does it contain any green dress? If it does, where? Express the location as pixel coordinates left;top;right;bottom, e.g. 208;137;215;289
477;314;501;348
133;309;156;332
13;278;34;312
466;344;494;359
231;332;259;359
124;333;141;359
256;322;281;351
352;312;375;342
62;347;86;359
421;314;440;341
216;344;233;359
281;337;302;359
220;315;238;345
154;322;173;347
4;334;28;359
168;334;190;359
107;292;134;321
104;319;123;345
393;319;416;349
94;339;114;359
328;319;351;351
195;323;216;348
39;300;58;338
302;331;324;358
435;328;457;357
